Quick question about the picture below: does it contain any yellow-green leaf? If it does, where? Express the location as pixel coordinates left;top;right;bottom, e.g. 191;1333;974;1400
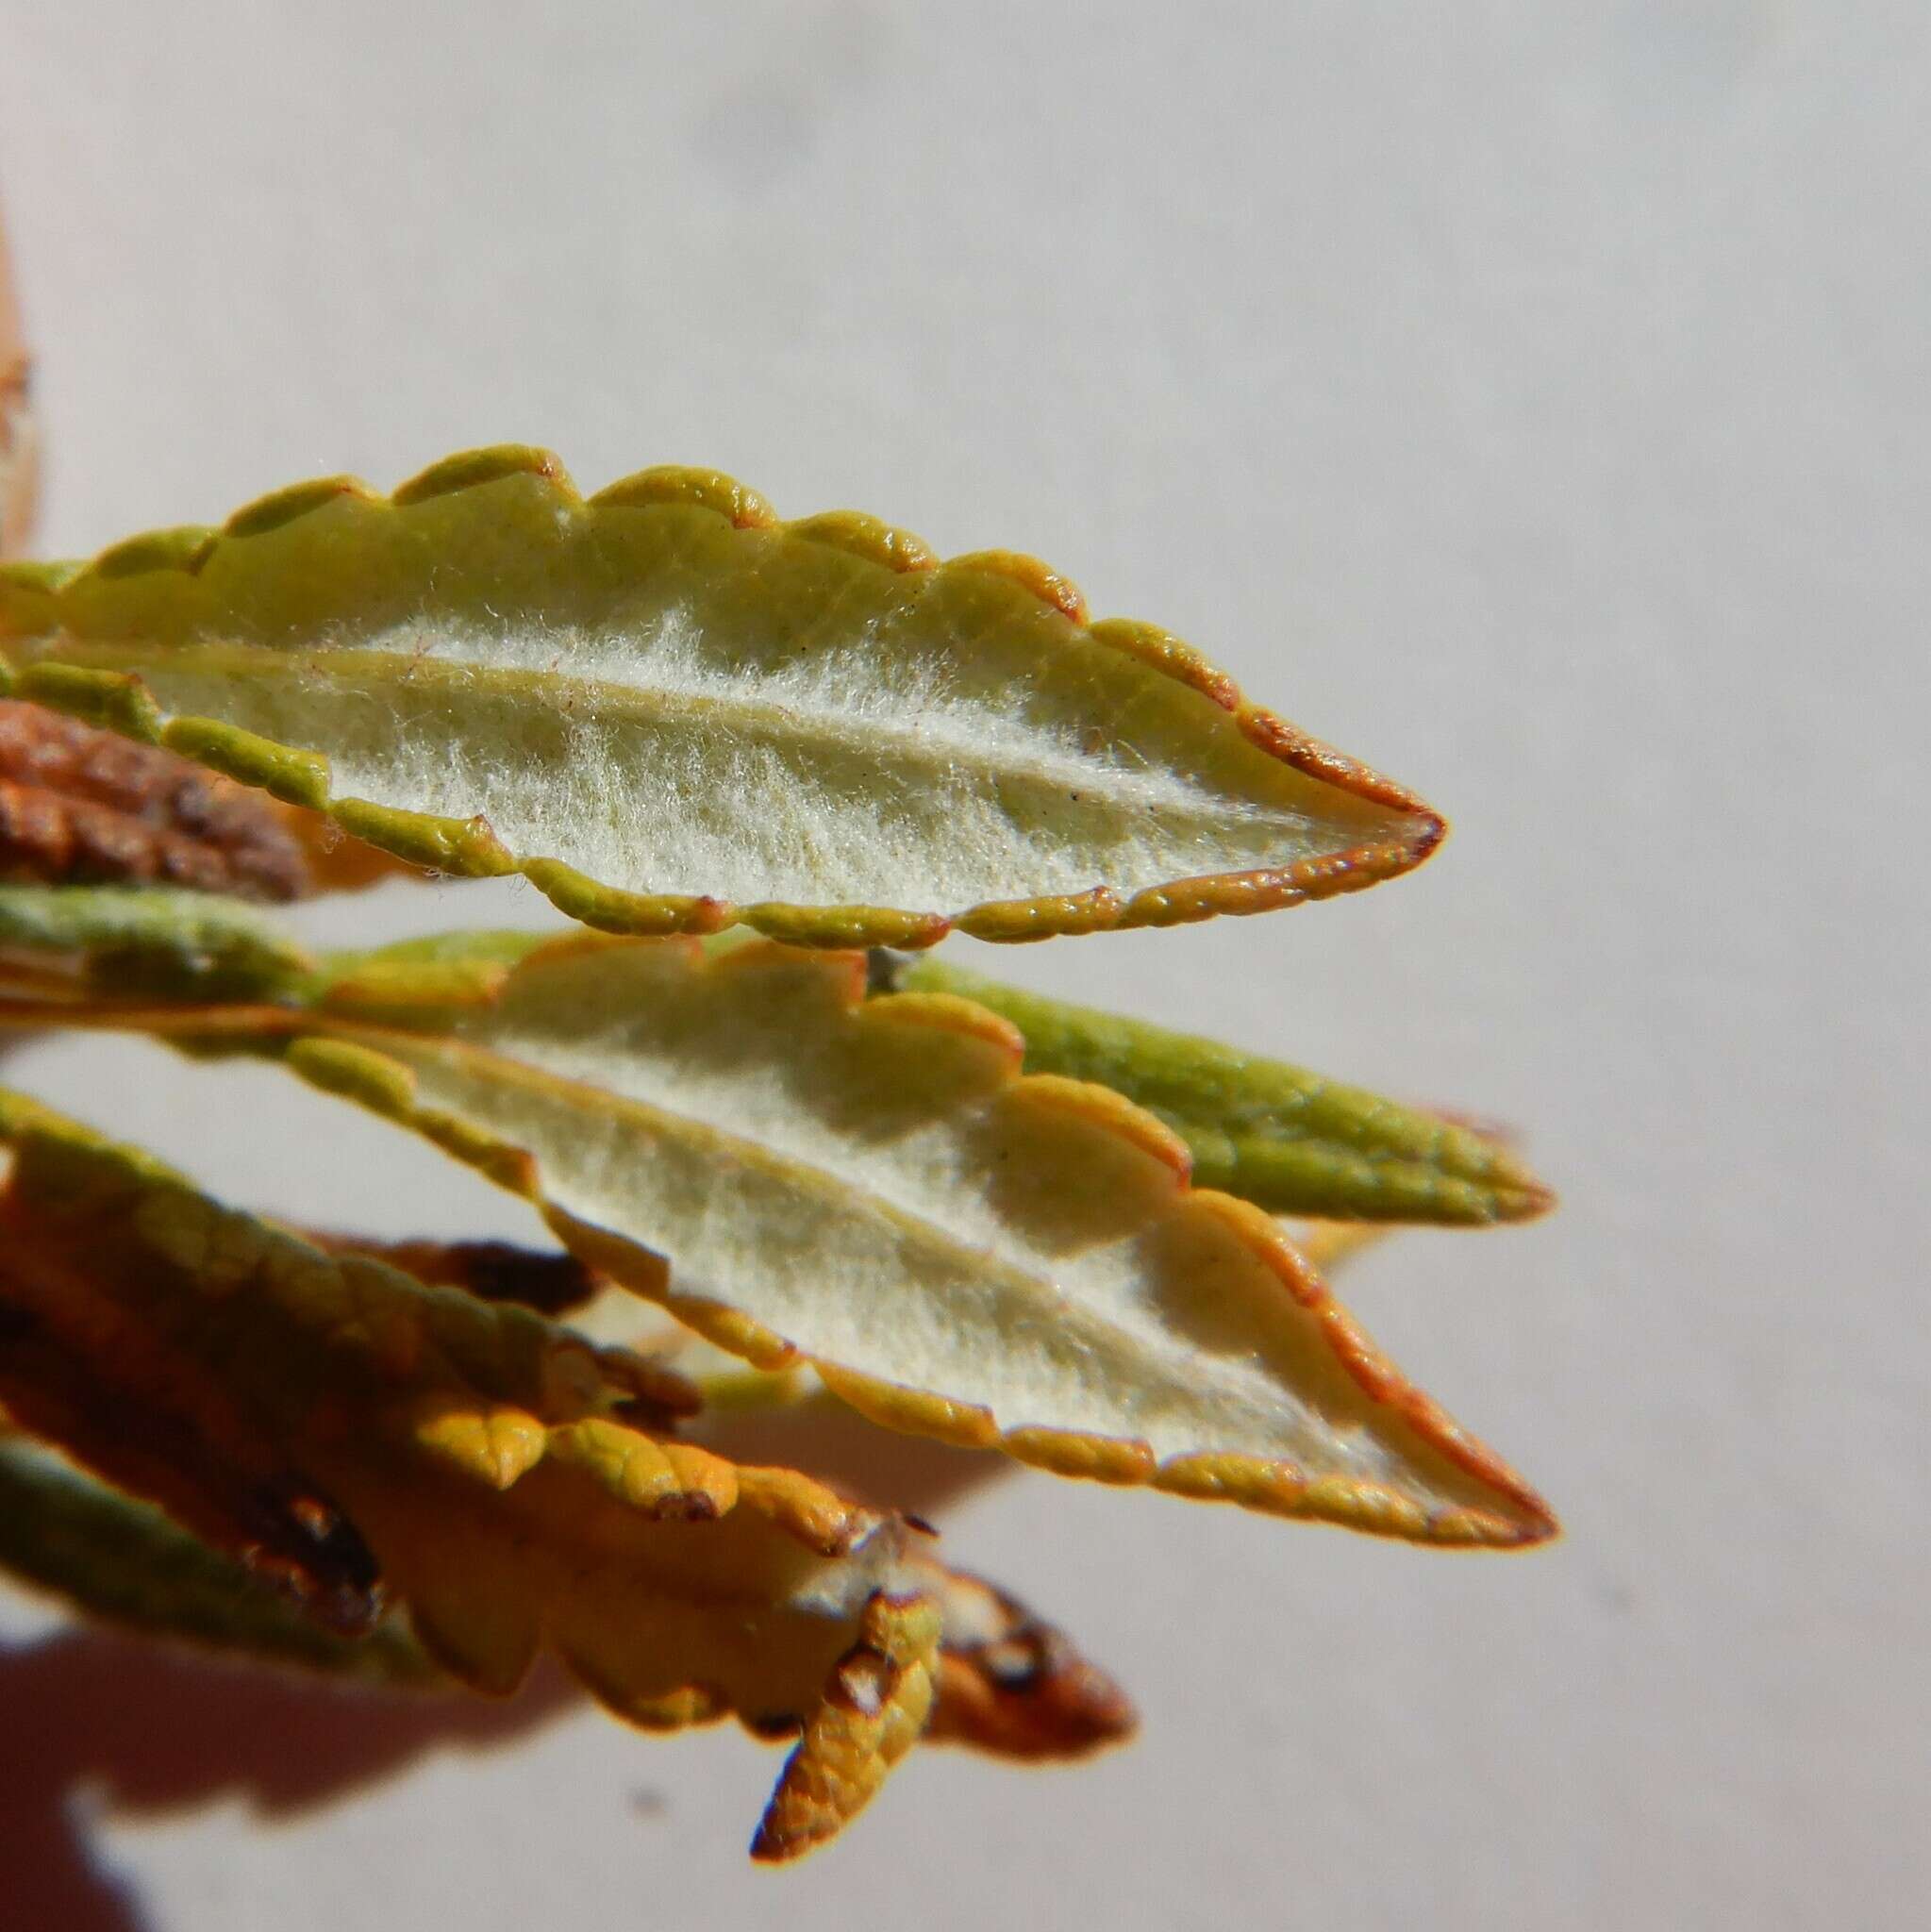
0;1428;1132;1774
0;1087;938;1856
92;934;1558;1546
0;447;1442;946
752;1590;941;1861
0;1427;437;1687
893;955;1553;1224
0;882;313;998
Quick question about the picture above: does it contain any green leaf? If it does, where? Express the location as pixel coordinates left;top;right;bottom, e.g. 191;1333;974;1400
0;447;1441;947
0;882;313;998
893;956;1553;1224
0;1429;437;1686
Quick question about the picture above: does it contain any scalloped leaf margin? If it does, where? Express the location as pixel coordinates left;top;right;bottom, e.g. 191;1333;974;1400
0;447;1443;947
36;934;1557;1549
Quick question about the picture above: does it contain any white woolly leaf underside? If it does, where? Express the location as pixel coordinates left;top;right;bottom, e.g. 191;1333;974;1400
326;941;1536;1535
7;471;1421;917
52;611;1394;909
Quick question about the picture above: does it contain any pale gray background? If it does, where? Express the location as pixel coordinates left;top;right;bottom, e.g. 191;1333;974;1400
1;5;1923;1927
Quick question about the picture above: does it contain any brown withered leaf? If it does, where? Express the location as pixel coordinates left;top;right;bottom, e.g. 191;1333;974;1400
911;1556;1137;1762
0;699;310;899
0;1248;384;1633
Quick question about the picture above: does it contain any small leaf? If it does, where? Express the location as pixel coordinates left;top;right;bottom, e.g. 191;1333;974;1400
752;1590;942;1862
911;1557;1137;1762
70;934;1556;1545
893;956;1554;1224
0;882;313;999
0;1424;1130;1766
0;1088;936;1853
0;449;1441;945
0;1427;436;1686
0;697;311;898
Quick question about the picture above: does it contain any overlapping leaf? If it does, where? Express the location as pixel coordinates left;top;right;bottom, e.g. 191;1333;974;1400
0;896;1553;1230
0;1088;949;1856
0;882;313;1000
38;932;1555;1544
0;697;313;898
0;1427;436;1686
894;956;1553;1224
0;1428;1135;1769
0;446;1442;946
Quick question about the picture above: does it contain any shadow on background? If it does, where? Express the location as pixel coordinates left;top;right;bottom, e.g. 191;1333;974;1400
0;1417;1004;1930
0;1628;580;1932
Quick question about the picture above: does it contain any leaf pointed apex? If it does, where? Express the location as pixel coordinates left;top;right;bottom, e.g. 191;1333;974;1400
408;1398;549;1491
24;931;1557;1546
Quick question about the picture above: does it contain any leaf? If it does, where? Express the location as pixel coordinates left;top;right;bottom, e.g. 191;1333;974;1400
0;1422;1130;1801
0;1171;390;1634
752;1591;941;1861
291;1230;609;1320
0;1087;941;1855
0;882;314;999
892;955;1554;1224
753;1557;1138;1859
911;1557;1137;1762
0;697;311;898
0;446;1442;946
79;933;1556;1545
0;1426;437;1687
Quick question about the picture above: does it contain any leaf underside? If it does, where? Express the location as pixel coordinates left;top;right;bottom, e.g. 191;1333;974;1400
0;901;1555;1231
0;446;1442;946
97;931;1556;1546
